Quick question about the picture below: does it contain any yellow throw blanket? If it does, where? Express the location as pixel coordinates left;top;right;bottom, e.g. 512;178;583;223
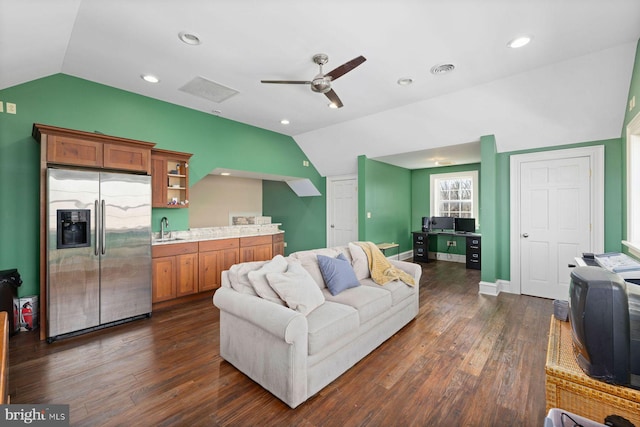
356;242;415;287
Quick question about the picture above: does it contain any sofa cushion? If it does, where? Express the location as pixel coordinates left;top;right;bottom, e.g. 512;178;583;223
266;262;325;315
317;253;360;296
348;242;371;280
323;285;392;324
306;301;359;356
288;248;342;289
360;278;415;306
227;260;267;295
248;255;288;305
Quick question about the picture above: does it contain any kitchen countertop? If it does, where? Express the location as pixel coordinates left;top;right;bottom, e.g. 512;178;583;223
152;224;283;245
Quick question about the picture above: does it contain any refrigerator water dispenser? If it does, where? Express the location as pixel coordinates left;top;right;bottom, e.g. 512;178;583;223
57;209;91;249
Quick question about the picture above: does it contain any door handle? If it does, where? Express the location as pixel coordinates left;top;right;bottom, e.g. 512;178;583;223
522;233;529;238
101;199;106;255
94;200;99;256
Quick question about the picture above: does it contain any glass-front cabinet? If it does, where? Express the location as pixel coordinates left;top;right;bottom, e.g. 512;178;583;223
151;149;192;208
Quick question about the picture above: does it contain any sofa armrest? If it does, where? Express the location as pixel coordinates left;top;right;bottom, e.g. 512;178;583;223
213;287;306;343
389;259;422;283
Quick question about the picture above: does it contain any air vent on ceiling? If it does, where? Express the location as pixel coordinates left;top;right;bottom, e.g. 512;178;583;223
430;64;455;75
179;76;239;103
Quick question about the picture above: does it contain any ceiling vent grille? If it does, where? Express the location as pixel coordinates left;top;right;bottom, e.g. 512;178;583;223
179;76;239;103
430;64;455;75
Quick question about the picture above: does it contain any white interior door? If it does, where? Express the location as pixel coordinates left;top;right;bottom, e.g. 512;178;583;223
327;176;358;247
519;156;591;300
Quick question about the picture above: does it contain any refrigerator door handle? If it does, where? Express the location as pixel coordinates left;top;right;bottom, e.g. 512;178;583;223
94;200;100;256
101;199;106;255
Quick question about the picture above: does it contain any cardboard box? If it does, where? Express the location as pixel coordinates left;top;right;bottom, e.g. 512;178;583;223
19;295;38;331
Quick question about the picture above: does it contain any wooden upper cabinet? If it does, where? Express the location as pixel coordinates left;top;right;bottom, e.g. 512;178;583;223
47;135;103;168
151;148;192;208
103;142;151;173
33;123;154;174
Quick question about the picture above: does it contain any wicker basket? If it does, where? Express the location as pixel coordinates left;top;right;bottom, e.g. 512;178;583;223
545;316;640;426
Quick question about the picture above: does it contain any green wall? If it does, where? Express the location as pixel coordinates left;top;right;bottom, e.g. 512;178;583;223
358;156;412;252
0;74;326;296
622;39;640;245
410;162;482;230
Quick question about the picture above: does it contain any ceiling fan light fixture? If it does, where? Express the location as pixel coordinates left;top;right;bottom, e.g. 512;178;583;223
397;78;413;86
328;102;339;109
507;36;532;49
178;31;201;45
430;64;455;75
141;74;159;83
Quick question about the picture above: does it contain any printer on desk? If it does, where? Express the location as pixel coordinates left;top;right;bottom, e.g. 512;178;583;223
594;252;640;284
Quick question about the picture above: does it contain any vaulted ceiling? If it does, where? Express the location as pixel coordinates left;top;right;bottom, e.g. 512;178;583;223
2;0;639;176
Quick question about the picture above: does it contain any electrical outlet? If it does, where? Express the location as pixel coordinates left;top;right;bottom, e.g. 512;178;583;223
302;160;309;167
283;242;287;247
447;241;456;247
0;102;3;113
367;212;372;219
6;102;16;114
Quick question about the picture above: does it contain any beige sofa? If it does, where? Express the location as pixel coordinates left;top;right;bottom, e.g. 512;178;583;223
212;243;421;408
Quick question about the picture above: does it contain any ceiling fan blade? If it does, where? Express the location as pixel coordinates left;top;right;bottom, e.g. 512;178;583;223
261;80;311;85
325;55;366;81
324;89;343;108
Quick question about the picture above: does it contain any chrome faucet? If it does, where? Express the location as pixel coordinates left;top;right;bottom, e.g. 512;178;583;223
160;217;169;240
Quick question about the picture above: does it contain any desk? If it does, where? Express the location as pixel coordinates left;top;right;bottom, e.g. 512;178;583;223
377;243;400;260
545;316;640;425
411;231;481;268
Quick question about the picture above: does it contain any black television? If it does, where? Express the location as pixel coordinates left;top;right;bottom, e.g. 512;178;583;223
430;216;454;231
568;266;640;389
454;217;475;234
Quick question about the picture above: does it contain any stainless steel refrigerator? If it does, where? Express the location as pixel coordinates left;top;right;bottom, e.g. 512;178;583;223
47;168;152;341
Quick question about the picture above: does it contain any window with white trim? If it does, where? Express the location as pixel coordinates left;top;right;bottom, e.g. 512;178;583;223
430;170;479;222
624;112;640;257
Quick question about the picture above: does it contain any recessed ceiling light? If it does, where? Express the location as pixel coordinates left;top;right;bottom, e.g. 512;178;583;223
178;31;201;45
141;74;159;83
280;119;290;125
397;78;413;86
430;64;455;75
507;36;532;48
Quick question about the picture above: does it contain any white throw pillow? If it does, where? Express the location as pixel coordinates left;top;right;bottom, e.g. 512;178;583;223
348;242;370;280
227;260;266;295
247;255;288;305
266;262;325;315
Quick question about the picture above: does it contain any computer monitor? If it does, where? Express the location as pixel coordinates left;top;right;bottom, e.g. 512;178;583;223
430;216;454;231
454;217;476;234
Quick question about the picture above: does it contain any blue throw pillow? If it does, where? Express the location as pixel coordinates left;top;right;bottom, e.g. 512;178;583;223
317;253;360;296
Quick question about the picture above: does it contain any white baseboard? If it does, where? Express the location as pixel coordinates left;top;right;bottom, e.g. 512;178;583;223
478;279;515;296
427;252;466;263
388;250;413;261
479;281;499;296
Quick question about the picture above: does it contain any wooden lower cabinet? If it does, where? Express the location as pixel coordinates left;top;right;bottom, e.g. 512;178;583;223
176;253;198;297
240;235;273;263
152;242;198;303
152;234;281;305
272;233;285;256
152;256;177;302
199;239;239;292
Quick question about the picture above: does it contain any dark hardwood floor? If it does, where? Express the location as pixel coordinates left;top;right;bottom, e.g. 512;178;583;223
8;261;553;426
